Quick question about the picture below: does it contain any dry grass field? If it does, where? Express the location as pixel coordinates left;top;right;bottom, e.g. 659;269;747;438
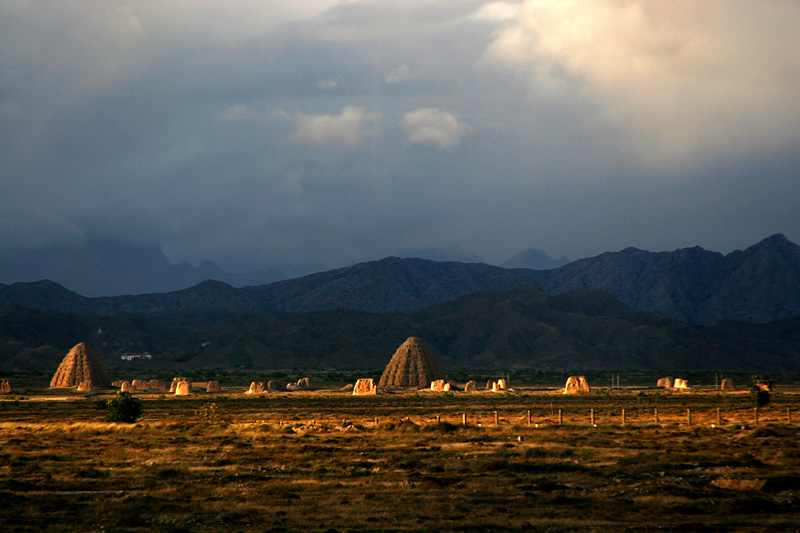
3;380;800;532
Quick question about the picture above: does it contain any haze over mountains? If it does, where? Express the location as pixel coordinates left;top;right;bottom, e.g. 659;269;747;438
1;234;798;326
0;240;286;297
501;249;570;270
0;239;551;297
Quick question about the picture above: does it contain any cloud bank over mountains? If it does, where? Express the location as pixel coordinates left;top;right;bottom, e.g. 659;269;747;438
2;1;799;273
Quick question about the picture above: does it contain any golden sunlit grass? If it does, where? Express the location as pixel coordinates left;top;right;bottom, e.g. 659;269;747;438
2;388;800;531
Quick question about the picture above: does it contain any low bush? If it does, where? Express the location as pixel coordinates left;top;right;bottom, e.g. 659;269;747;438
101;391;143;423
196;402;231;425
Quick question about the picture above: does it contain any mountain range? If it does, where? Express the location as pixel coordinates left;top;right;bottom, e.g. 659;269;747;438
534;233;800;325
1;234;799;326
2;284;799;372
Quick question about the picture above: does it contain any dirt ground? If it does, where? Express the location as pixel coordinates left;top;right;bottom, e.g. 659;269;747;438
2;383;800;532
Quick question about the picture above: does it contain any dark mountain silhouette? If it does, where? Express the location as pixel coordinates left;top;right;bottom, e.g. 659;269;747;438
254;257;541;313
533;234;800;325
0;240;286;296
0;235;798;326
2;285;799;372
0;258;542;316
501;248;570;270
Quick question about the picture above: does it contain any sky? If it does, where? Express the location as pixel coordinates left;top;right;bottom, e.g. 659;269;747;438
2;0;799;275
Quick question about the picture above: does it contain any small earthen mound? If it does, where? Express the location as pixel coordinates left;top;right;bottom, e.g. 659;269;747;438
1;379;11;393
379;337;444;389
486;380;494;390
721;378;735;391
207;381;221;393
464;380;477;392
170;377;190;393
131;379;149;391
673;378;688;389
430;379;446;392
657;377;673;388
77;381;92;392
246;382;265;394
563;376;590;395
120;380;132;392
174;381;192;395
50;343;109;389
353;378;377;396
497;379;508;390
297;377;312;390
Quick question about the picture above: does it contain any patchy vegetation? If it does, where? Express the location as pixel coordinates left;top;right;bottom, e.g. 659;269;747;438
2;386;800;531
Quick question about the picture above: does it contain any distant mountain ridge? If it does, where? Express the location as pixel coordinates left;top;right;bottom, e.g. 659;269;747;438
2;285;799;372
0;258;542;316
533;234;800;325
0;240;286;296
0;234;798;326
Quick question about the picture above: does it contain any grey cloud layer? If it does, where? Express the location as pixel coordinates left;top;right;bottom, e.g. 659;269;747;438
2;1;799;273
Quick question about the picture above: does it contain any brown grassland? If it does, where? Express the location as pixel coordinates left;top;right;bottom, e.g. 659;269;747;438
2;380;800;532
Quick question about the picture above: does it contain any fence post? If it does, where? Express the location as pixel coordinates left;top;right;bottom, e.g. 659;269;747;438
462;413;467;426
654;408;659;424
716;407;721;426
436;415;440;424
558;409;563;426
622;409;626;427
494;411;499;426
374;417;378;426
590;408;595;426
527;410;531;425
754;407;759;426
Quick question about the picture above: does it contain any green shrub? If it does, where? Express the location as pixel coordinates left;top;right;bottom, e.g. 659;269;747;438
102;391;143;423
196;402;231;425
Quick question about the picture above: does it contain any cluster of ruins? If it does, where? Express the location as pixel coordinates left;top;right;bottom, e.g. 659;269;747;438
37;340;747;399
656;377;725;390
245;377;313;394
106;378;224;395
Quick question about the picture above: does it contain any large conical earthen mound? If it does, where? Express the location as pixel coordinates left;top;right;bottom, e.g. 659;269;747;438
379;337;444;388
50;343;110;389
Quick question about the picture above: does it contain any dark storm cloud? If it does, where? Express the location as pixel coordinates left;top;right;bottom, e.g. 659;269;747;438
1;1;799;274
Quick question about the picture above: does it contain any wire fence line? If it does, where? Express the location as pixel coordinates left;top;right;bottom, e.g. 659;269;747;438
258;404;796;429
